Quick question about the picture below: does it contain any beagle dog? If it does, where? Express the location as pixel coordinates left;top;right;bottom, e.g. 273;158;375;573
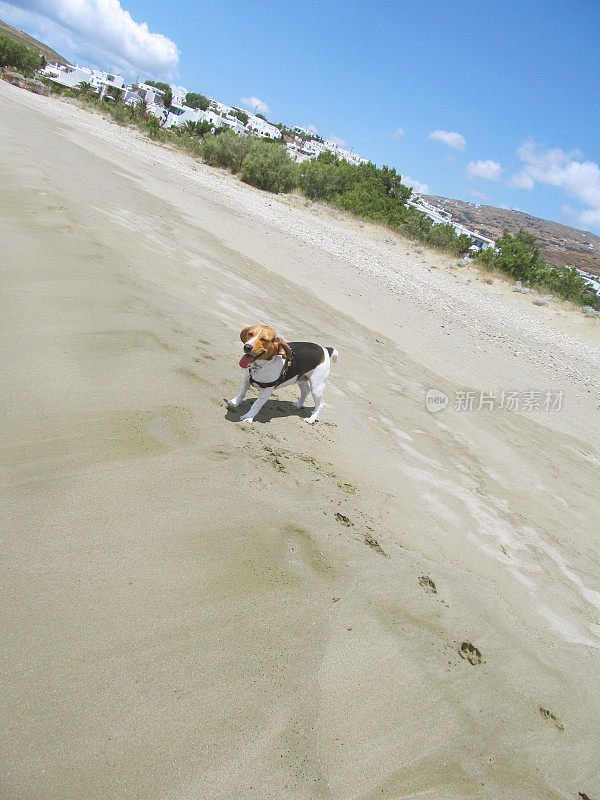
226;324;338;423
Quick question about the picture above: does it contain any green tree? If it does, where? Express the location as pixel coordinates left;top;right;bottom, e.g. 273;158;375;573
231;108;249;125
136;98;148;118
182;120;199;136
145;116;161;138
185;92;209;110
0;34;44;75
106;85;123;101
196;120;213;137
144;79;172;108
76;81;94;99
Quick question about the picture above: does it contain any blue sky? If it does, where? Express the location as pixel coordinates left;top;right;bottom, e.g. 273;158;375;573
2;0;599;233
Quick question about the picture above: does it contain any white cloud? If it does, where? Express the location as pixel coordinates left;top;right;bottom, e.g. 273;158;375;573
0;0;179;78
305;124;318;135
428;129;466;150
508;139;600;233
393;127;404;139
576;208;600;230
465;159;503;181
328;135;346;147
468;189;491;202
563;205;600;233
402;175;429;195
241;96;271;115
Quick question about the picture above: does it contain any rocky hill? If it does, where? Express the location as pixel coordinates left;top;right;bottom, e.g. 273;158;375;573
424;195;600;276
0;19;70;67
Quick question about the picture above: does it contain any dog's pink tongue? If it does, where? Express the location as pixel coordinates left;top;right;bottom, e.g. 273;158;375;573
239;354;254;368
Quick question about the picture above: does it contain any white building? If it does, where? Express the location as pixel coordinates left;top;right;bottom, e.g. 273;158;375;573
171;85;187;106
319;138;368;165
89;70;124;94
292;125;313;136
209;99;231;115
576;269;600;296
122;88;142;106
203;109;225;128
40;63;93;88
285;142;313;163
137;83;166;106
132;83;170;119
220;115;247;135
302;139;326;157
40;63;126;97
163;105;205;128
245;113;281;139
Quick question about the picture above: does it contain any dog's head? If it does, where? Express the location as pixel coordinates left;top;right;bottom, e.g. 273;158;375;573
238;324;291;368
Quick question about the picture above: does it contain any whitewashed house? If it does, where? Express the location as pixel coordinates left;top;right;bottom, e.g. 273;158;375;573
137;82;164;105
39;64;127;99
133;83;169;119
245;113;281;139
164;106;206;128
122;88;142;106
204;109;225;128
89;70;124;95
209;99;232;115
347;153;369;166
171;86;187;106
40;63;93;88
285;142;314;163
219;115;246;135
576;269;600;296
302;139;326;157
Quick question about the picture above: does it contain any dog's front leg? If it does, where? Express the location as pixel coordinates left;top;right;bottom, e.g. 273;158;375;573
239;387;274;422
227;370;251;409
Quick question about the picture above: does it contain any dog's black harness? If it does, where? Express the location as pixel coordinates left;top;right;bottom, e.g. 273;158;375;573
249;342;327;389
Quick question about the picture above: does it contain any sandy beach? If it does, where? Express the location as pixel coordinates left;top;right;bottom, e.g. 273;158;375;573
1;78;599;800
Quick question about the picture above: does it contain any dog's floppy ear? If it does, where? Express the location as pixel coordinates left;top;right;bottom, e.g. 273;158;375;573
277;338;292;359
240;326;253;343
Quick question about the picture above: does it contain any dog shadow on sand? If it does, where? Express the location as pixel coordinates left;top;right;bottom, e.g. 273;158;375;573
223;398;312;424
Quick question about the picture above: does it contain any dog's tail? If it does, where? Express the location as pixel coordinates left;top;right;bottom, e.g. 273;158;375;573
326;347;338;363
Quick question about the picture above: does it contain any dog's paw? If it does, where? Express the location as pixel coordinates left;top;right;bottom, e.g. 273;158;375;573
303;417;317;425
225;398;239;409
239;414;254;423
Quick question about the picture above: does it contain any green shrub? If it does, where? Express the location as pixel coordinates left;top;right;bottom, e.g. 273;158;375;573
397;205;433;240
231;108;249;125
476;229;600;308
144;79;171;107
200;130;252;172
427;223;472;256
107;102;130;126
145;116;161;138
175;132;203;158
241;140;298;192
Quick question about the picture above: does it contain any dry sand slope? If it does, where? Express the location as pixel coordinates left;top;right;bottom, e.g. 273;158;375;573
1;80;599;800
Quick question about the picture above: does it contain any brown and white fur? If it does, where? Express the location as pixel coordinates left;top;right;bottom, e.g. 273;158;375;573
226;324;338;424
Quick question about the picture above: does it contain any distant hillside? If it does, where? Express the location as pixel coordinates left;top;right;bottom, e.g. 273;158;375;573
0;19;70;67
424;195;600;276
